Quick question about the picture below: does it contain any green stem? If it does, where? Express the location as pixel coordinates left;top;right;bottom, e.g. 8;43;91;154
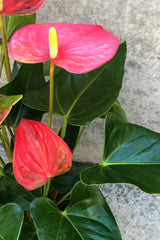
72;126;86;153
0;156;5;167
43;178;51;197
0;128;12;162
48;60;55;129
56;190;71;207
60;118;67;139
0;166;5;176
0;14;12;82
5;120;14;143
1;125;9;144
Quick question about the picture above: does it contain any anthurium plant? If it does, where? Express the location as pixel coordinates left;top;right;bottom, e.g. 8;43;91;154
0;1;159;239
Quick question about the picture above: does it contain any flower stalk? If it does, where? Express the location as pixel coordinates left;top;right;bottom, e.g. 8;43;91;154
61;118;67;139
48;60;55;129
56;190;71;207
0;14;12;82
43;178;51;197
0;126;12;162
0;155;5;167
0;165;5;176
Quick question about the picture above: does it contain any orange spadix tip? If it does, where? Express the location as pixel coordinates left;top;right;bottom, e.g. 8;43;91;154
49;27;58;59
0;0;3;11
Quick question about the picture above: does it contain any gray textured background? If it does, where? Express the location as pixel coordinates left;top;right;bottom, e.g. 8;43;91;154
1;0;160;239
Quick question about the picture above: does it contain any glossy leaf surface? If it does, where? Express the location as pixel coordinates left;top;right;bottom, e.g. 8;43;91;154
19;221;38;240
81;113;160;193
59;123;80;151
9;23;119;73
0;0;44;16
23;42;126;125
5;14;36;41
52;161;91;193
13;119;72;190
0;203;23;240
0;93;22;124
0;63;45;126
101;100;127;123
0;176;34;210
31;182;121;240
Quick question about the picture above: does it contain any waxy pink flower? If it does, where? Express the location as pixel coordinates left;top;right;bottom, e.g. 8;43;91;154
0;0;44;16
13;119;72;190
9;23;119;73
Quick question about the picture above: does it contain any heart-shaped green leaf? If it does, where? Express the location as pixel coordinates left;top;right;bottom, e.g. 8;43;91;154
0;176;34;210
31;182;121;240
81;113;160;193
0;94;22;124
0;203;23;240
0;63;45;126
52;161;91;193
23;42;126;125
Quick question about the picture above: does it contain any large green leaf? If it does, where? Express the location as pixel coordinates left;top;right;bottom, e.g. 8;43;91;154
0;176;34;210
0;63;45;126
0;203;23;240
5;14;36;41
59;123;80;151
101;100;127;123
43;61;62;76
23;42;126;125
19;221;38;240
81;113;160;193
31;182;121;240
52;161;91;193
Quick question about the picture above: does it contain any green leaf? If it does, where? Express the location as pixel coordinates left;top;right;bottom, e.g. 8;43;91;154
52;161;91;193
0;93;22;124
19;221;38;240
0;63;45;126
81;113;160;194
5;14;36;41
43;61;62;76
101;100;127;123
3;163;14;179
31;182;121;240
23;42;126;125
59;123;80;151
12;61;22;79
0;203;23;240
0;176;34;210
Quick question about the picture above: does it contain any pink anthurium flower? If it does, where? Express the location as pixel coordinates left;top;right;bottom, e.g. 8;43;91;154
9;23;119;73
0;0;44;16
13;119;72;190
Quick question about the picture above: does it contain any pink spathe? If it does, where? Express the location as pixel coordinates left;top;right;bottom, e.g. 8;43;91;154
9;23;119;73
13;119;72;190
0;0;44;15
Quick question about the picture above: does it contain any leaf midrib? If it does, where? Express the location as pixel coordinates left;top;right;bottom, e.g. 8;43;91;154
63;65;107;118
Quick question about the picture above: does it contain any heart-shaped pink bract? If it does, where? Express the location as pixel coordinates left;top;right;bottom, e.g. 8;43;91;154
13;119;72;190
0;0;44;16
9;23;119;73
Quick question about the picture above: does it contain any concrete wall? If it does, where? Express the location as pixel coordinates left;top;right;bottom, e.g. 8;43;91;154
1;1;160;239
